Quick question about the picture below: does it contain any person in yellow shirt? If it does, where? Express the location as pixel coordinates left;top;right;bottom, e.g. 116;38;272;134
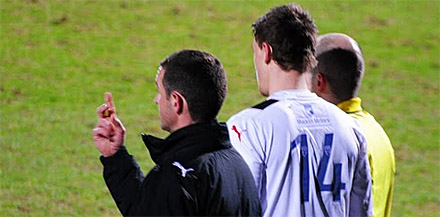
310;33;396;217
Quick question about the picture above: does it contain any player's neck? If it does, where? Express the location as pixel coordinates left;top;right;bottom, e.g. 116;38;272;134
267;67;309;96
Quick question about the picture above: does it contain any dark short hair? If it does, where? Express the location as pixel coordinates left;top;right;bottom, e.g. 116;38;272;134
252;4;317;73
312;48;364;101
160;50;227;122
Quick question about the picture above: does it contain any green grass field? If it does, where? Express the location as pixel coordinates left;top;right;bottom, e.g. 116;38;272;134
1;0;439;216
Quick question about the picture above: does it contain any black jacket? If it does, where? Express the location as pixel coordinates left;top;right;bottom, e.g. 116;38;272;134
100;121;261;216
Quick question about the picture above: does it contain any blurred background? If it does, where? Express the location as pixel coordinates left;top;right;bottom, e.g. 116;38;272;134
1;0;439;216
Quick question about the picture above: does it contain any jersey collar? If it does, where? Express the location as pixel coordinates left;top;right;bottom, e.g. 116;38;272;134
337;97;363;113
268;89;315;101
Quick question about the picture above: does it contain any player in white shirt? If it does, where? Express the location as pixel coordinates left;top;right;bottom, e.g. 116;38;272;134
227;4;373;217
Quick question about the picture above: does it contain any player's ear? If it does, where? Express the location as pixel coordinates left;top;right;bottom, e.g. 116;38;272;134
170;91;185;115
262;42;272;64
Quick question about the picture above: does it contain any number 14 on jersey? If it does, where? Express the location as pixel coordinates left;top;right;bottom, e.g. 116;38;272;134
292;133;346;202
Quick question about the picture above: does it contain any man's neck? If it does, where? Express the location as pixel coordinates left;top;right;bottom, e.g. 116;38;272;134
267;66;309;96
168;114;196;133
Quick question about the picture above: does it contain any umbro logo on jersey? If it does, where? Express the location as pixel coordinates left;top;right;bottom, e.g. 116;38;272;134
232;125;242;142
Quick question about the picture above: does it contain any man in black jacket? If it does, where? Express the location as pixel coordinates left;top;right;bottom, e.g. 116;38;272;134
92;50;261;216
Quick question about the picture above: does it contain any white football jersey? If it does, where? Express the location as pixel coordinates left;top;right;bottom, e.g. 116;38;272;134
227;90;373;217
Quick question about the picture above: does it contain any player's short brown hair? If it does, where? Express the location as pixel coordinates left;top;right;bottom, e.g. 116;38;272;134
252;4;318;73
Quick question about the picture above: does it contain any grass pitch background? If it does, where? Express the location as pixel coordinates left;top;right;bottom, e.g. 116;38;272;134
1;0;439;216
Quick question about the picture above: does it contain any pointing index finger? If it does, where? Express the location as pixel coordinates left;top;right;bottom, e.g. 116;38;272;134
105;92;116;114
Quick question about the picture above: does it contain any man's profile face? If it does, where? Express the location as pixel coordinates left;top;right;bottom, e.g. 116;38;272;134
253;39;269;96
154;67;175;132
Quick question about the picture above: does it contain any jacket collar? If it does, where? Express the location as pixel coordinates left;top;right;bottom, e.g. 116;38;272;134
337;97;363;113
141;120;231;165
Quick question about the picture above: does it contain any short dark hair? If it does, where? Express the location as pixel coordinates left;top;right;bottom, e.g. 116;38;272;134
312;48;364;101
160;50;228;122
252;4;317;73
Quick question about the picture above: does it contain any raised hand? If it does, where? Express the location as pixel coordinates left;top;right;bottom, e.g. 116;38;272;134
93;92;126;157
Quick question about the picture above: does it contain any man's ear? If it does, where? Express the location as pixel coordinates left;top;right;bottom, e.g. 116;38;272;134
316;73;327;93
170;91;185;115
262;42;272;64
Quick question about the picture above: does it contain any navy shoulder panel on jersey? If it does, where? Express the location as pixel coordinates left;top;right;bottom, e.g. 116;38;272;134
252;99;279;110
